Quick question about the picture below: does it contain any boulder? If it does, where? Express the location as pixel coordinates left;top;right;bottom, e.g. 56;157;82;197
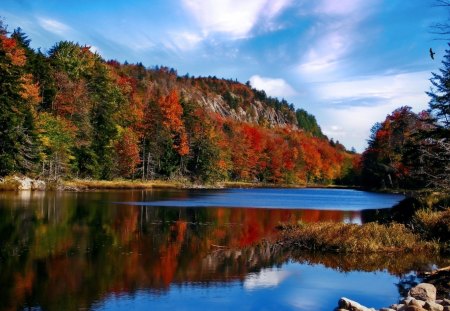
12;176;33;190
424;301;444;311
405;306;426;311
409;283;437;302
380;308;396;311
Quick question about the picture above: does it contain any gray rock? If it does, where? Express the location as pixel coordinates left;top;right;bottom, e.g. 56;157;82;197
380;308;396;311
12;176;32;190
390;304;405;310
424;301;444;311
338;297;373;311
409;283;437;302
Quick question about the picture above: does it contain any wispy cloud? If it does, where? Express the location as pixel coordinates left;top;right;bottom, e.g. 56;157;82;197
298;28;353;77
164;31;204;52
250;75;297;97
316;0;373;16
297;0;379;80
316;71;430;104
38;17;71;36
181;0;292;39
316;70;431;150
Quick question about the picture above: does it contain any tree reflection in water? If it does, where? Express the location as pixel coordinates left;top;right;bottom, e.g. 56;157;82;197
0;190;446;311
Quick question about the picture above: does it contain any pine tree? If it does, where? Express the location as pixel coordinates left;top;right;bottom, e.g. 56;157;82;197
427;44;450;129
0;23;38;175
421;45;450;190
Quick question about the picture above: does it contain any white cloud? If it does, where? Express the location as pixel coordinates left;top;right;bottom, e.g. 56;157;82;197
297;0;379;80
89;45;101;54
38;18;71;36
298;29;352;77
164;31;204;52
181;0;292;39
244;268;290;290
250;75;297;97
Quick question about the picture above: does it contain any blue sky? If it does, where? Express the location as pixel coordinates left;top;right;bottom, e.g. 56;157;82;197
1;0;447;151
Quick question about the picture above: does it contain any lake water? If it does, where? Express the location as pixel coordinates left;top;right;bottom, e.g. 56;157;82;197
0;188;443;310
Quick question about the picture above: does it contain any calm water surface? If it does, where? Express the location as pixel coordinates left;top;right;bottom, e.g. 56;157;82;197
0;188;442;310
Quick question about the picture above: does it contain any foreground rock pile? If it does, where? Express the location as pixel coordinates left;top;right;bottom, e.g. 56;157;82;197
336;283;449;311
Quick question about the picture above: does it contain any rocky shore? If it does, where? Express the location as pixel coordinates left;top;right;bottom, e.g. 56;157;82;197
336;283;449;311
0;176;46;190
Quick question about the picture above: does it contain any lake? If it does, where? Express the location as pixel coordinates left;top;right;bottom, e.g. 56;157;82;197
0;188;443;310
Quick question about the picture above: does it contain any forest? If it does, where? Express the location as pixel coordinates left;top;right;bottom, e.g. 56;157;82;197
1;19;448;191
359;54;450;192
0;23;358;185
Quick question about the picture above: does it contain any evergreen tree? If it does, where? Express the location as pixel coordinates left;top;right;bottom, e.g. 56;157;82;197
0;23;39;175
420;45;450;190
427;43;450;129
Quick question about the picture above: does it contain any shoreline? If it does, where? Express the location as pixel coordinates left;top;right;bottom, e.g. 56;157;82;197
0;175;363;192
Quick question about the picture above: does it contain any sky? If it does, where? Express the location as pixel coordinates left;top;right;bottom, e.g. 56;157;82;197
1;0;448;151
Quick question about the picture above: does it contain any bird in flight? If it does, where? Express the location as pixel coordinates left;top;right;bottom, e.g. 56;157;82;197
430;48;435;60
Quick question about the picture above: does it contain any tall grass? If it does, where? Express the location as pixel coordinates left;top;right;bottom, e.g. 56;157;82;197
277;221;438;253
62;179;184;190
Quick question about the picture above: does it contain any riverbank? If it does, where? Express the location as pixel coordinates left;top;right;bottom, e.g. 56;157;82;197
0;175;360;191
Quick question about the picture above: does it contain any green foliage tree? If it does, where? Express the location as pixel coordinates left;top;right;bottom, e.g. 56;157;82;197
295;109;325;138
37;113;75;178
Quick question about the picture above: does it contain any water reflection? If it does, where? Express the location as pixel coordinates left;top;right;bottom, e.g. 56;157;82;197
117;188;405;210
0;190;444;311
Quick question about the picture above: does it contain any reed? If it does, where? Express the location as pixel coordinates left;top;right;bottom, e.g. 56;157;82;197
277;221;438;253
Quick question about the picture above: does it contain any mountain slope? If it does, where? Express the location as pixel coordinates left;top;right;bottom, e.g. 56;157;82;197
0;28;358;184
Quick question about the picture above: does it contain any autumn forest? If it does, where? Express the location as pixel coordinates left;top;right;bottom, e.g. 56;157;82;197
1;20;449;191
0;24;360;185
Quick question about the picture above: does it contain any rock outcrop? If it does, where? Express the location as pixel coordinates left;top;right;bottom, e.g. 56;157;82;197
183;89;297;128
1;176;46;191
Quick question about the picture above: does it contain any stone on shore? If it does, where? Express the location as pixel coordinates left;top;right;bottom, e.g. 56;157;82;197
409;283;437;302
7;176;46;190
338;297;375;311
424;301;444;311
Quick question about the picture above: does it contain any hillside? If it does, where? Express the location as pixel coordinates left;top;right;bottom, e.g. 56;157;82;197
0;26;359;184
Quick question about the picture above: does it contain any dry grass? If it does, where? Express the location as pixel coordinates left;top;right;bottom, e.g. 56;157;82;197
0;176;21;191
62;179;185;190
277;221;438;253
413;208;450;243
